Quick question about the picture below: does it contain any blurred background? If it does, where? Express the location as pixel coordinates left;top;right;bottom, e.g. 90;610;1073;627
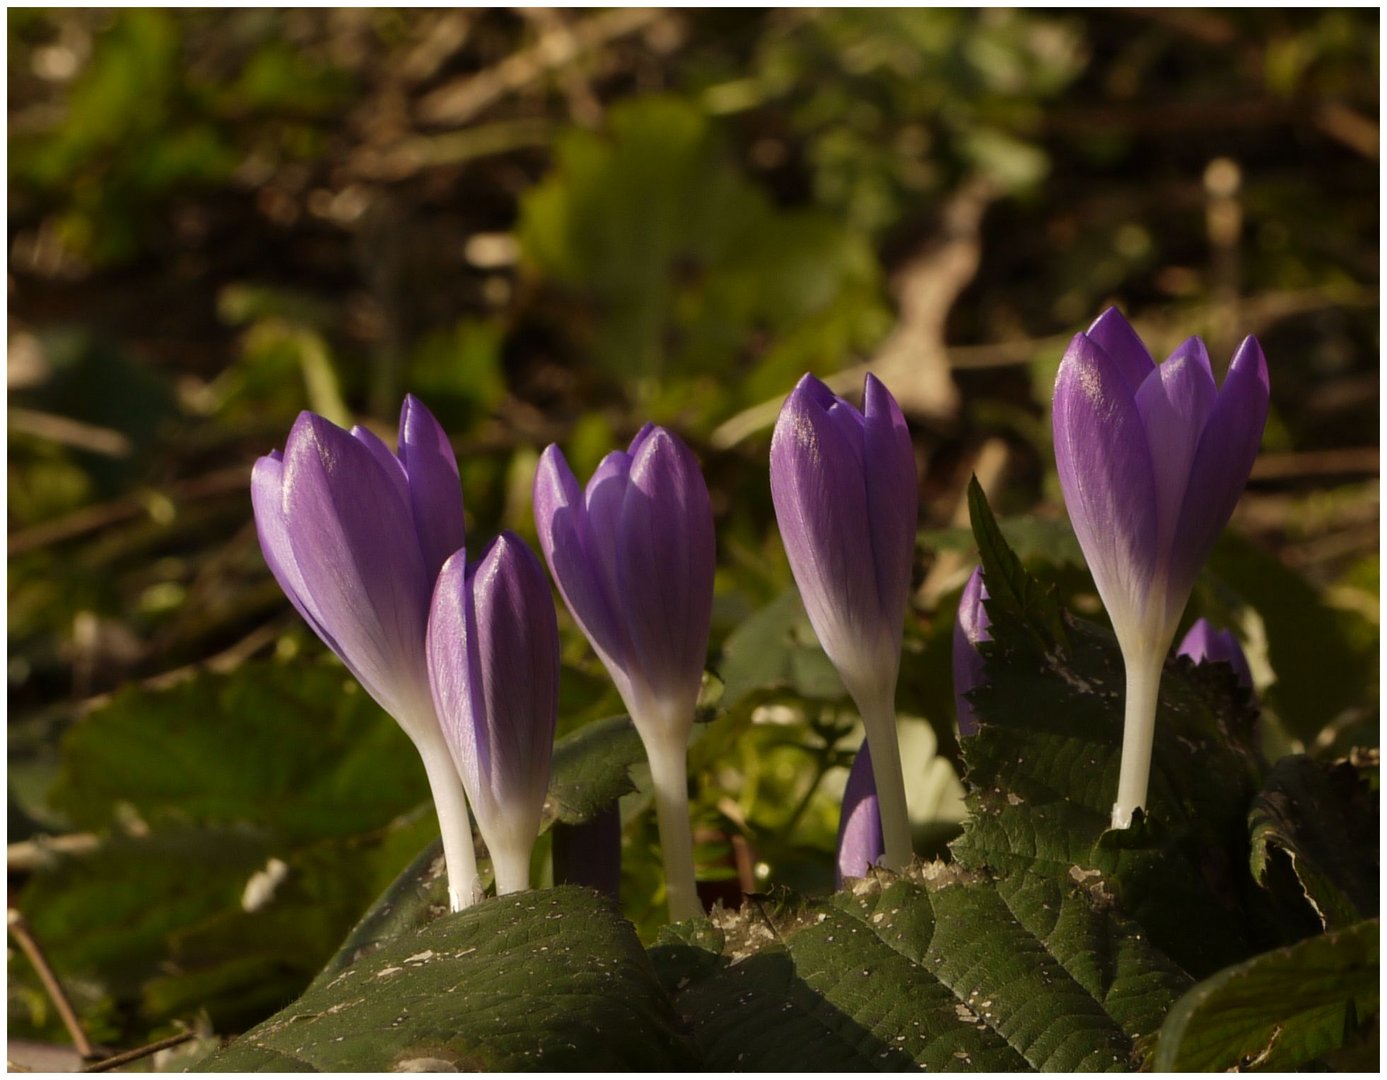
8;7;1379;1064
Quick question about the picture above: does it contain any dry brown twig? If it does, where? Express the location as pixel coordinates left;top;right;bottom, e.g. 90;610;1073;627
7;909;98;1060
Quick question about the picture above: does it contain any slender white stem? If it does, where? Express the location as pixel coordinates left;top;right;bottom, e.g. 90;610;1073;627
643;730;702;923
857;692;913;871
416;734;481;911
491;840;533;896
1111;646;1166;830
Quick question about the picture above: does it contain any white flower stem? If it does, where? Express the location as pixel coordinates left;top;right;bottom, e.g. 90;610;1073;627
417;735;481;911
1111;646;1166;830
491;841;533;896
858;692;913;871
643;729;702;923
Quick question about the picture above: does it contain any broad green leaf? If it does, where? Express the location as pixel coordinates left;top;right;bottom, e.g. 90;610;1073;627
546;714;647;825
716;588;844;708
193;887;697;1072
1152;918;1379;1071
1249;754;1379;931
967;476;1067;646
1207;534;1378;743
50;661;427;843
652;863;1189;1071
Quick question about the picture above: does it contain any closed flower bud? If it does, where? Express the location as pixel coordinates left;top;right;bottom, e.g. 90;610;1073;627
1052;309;1268;827
533;425;714;921
1177;618;1254;695
770;373;918;870
427;534;559;896
952;566;991;738
835;744;884;889
251;396;480;909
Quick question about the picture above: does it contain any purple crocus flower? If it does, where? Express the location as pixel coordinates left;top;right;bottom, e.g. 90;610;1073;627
1177;618;1255;695
251;397;480;908
770;373;917;871
835;744;884;889
427;533;559;896
1052;308;1269;827
952;566;991;738
533;425;714;921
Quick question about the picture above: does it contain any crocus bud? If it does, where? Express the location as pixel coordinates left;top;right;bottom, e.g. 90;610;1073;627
770;373;917;871
1052;308;1269;828
835;744;884;889
251;396;480;909
427;533;559;896
1177;618;1254;694
952;566;991;738
533;425;714;921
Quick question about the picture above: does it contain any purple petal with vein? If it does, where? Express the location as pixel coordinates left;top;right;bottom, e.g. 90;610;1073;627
1052;332;1159;638
952;566;991;738
427;534;558;848
835;743;884;888
398;394;466;577
1177;618;1254;693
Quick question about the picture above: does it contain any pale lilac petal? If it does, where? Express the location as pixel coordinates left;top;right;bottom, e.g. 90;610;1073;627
282;412;432;724
1084;307;1155;397
428;535;558;842
1177;618;1254;692
534;445;631;680
351;423;410;509
1167;336;1270;602
1134;337;1218;563
1052;333;1159;636
862;374;918;642
251;451;347;662
771;376;880;679
398;394;466;578
835;744;883;888
617;429;716;713
952;566;990;738
585;450;634;608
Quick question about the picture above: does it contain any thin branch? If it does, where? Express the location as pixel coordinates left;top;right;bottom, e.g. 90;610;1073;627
7;909;97;1060
81;1032;196;1073
417;8;671;126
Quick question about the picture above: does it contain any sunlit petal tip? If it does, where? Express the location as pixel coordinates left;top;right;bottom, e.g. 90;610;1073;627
1082;307;1155;396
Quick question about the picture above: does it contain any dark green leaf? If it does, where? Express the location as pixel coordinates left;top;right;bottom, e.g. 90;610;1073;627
1152;918;1379;1071
665;865;1189;1071
50;661;428;843
1249;754;1379;931
193;888;698;1072
546;714;647;825
967;476;1067;647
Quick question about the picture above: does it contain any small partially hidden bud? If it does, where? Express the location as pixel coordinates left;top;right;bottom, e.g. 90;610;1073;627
835;744;884;889
952;566;991;738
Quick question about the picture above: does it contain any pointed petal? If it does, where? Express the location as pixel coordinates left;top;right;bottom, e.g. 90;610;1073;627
1085;307;1155;397
351;423;410;507
282;412;432;726
585;449;634;606
862;374;917;645
771;379;881;687
1133;338;1218;563
835;743;883;888
251;451;348;661
1052;333;1159;641
435;534;558;846
1177;618;1254;691
533;446;632;688
1167;336;1269;605
617;428;716;723
952;566;990;738
426;549;486;807
398;395;466;578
